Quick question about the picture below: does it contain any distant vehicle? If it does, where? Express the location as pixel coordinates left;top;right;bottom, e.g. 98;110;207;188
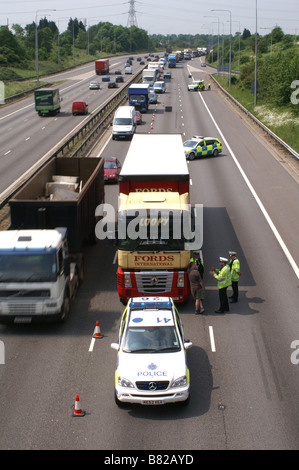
34;88;62;116
183;136;222;159
187;80;205;91
125;67;132;74
163;71;172;79
135;110;142;124
153;81;166;93
102;75;110;82
95;59;109;75
140;60;145;65
149;91;158;104
72;100;88;115
201;62;207;67
89;81;100;90
111;297;192;406
108;80;117;88
136;57;141;61
115;75;124;83
112;106;136;140
104;157;122;183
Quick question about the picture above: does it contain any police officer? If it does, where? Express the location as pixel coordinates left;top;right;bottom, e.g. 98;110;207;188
210;257;231;313
190;250;205;279
229;251;241;303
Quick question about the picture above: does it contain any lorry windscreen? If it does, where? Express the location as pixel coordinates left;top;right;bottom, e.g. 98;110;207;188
0;253;57;282
129;94;146;102
117;212;193;251
35;91;54;106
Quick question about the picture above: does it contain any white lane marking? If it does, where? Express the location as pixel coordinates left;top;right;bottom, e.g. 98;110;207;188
198;92;299;280
89;337;96;352
209;326;216;352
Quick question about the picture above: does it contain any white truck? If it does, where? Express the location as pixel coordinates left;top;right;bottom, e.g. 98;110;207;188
0;157;105;324
142;69;157;86
0;228;81;323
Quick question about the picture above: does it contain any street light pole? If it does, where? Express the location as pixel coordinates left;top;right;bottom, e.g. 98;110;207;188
212;9;232;86
35;9;56;82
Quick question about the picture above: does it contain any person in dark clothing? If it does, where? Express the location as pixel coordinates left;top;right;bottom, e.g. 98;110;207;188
188;262;205;314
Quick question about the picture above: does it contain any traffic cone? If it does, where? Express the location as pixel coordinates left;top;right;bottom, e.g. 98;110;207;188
72;394;85;417
93;321;102;338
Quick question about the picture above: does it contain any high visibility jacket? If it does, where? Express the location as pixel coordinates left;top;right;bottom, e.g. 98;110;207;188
214;265;231;289
229;258;240;282
190;257;204;277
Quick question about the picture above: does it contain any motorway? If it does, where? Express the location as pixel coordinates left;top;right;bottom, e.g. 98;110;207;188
0;55;298;451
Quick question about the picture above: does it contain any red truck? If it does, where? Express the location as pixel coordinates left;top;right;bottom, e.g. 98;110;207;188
95;59;109;75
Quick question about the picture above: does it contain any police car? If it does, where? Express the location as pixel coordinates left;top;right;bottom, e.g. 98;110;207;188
111;297;192;406
184;135;222;160
187;80;205;91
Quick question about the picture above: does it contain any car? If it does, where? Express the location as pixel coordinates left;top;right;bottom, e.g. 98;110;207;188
163;71;172;79
135;110;142;124
108;80;117;88
111;297;192;406
153;81;166;93
140;60;145;65
114;69;122;75
187;80;205;91
136;57;141;62
149;91;158;104
89;81;100;90
102;75;110;82
115;75;124;83
125;67;132;74
104;157;121;183
201;62;207;67
183;135;222;160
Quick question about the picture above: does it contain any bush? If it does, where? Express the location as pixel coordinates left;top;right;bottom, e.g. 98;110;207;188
0;66;22;81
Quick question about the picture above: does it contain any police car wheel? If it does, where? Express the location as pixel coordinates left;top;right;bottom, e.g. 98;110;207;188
188;152;195;160
213;149;219;157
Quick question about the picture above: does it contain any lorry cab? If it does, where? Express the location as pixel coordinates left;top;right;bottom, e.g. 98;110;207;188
72;100;88;115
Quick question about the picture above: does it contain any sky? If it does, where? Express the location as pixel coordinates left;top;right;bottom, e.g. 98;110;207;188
0;0;298;37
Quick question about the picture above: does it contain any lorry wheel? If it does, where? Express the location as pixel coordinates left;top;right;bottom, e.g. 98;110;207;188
59;292;70;322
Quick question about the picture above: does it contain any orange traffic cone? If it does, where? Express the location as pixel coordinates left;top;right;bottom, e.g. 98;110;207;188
93;321;102;338
72;394;85;417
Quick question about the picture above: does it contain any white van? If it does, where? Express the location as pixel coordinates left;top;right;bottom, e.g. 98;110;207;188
112;106;136;140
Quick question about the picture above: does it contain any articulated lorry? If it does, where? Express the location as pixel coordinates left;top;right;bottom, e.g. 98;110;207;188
34;88;62;116
115;134;199;304
0;157;104;324
95;59;109;75
128;84;150;113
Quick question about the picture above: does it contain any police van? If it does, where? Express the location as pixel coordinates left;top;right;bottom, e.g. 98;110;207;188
111;297;192;406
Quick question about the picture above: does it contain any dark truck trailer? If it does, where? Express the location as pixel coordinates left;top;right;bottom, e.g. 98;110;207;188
9;157;105;253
